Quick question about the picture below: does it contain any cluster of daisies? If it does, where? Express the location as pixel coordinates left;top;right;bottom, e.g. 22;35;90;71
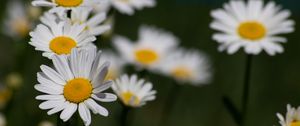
0;0;297;125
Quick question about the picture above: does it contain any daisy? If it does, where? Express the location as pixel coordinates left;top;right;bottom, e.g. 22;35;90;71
210;0;295;56
3;1;33;38
99;50;125;81
29;12;96;59
70;8;111;36
111;0;156;15
31;0;103;16
113;25;179;70
35;48;117;126
277;104;300;126
158;49;211;85
112;74;156;107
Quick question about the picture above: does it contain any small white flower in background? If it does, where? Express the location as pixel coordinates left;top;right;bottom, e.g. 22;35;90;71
38;120;54;126
112;74;156;107
158;49;211;85
210;0;295;56
35;48;117;126
111;0;156;15
0;113;6;126
3;1;33;38
31;0;104;16
113;25;179;70
99;50;125;81
277;104;300;126
69;8;111;36
29;12;96;59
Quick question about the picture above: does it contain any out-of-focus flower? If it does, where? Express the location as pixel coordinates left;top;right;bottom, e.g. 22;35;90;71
29;12;96;59
158;49;211;85
28;6;43;20
112;74;156;107
99;50;125;81
277;104;300;126
111;0;156;15
38;120;54;126
101;15;115;39
70;8;111;36
210;0;295;56
5;73;23;89
0;113;6;126
0;85;12;109
35;48;117;126
3;1;33;39
113;25;179;70
31;0;103;16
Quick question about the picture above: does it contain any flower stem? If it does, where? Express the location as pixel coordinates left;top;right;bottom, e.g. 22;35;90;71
120;105;130;126
159;81;181;126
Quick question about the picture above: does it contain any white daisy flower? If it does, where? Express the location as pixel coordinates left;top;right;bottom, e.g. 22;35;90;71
29;12;96;59
70;8;111;36
111;0;156;15
31;0;103;16
35;48;117;126
112;74;156;107
158;49;211;85
3;1;33;38
113;25;179;70
277;104;300;126
99;50;125;81
210;0;295;56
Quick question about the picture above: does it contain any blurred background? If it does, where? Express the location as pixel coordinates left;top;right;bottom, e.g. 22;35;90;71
0;0;300;126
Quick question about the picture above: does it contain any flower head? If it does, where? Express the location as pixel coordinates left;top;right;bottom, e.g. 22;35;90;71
158;49;212;85
113;25;179;70
111;0;156;15
112;74;156;107
29;12;96;59
277;104;300;126
210;0;295;56
35;48;117;126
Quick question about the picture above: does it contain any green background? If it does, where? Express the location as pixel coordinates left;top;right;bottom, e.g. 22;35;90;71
0;0;300;126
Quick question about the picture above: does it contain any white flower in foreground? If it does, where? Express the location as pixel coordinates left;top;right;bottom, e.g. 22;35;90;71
112;74;156;107
210;0;295;56
29;12;96;59
158;49;211;85
3;1;33;38
70;8;110;36
99;50;125;81
35;48;117;126
277;104;300;126
111;0;156;15
31;0;103;16
113;25;179;70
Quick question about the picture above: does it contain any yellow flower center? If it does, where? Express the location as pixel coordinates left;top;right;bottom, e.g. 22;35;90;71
238;21;266;41
171;66;193;80
55;0;83;7
121;91;140;106
49;36;77;55
291;121;300;126
134;49;159;65
63;78;92;103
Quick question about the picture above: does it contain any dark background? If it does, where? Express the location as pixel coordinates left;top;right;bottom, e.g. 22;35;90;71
0;0;300;126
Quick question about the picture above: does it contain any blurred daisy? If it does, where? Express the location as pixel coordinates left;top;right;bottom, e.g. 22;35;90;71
277;104;300;126
29;12;96;59
38;120;54;126
210;0;295;56
70;8;111;36
111;0;156;15
113;25;179;70
35;48;117;126
32;0;103;16
158;49;211;85
112;74;156;107
99;50;125;81
3;1;33;38
0;113;6;126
